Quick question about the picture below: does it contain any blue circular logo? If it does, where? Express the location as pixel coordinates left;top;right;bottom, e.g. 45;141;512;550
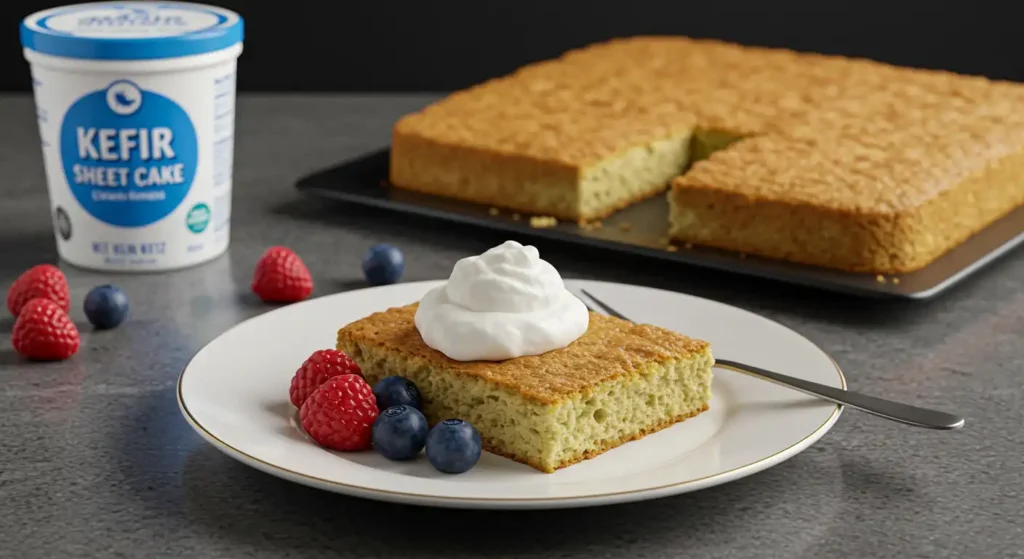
59;80;197;228
105;80;142;115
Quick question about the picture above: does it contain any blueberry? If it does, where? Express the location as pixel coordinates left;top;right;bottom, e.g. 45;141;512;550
372;405;428;461
372;376;421;411
83;284;129;329
362;243;404;286
425;419;482;474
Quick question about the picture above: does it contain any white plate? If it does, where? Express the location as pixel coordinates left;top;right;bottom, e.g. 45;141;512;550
177;280;845;509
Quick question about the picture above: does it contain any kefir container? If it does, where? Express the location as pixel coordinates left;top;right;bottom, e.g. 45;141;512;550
20;2;244;271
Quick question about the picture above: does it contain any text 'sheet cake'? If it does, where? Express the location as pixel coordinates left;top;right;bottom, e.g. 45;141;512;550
389;36;1024;274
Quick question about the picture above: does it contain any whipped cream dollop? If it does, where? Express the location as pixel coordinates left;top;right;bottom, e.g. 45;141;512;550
414;240;589;361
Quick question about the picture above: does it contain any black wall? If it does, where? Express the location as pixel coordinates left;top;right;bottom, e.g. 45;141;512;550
3;1;1022;92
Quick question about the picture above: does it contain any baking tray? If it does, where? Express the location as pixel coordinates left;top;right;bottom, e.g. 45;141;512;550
294;149;1024;299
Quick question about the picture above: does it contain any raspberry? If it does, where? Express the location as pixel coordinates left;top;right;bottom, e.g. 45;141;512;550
7;264;71;317
251;246;314;303
12;298;80;361
289;349;363;408
300;374;378;451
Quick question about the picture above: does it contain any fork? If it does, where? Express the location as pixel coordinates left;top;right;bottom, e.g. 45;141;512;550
578;289;965;430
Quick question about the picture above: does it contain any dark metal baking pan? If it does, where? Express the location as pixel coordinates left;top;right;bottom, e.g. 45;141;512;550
295;149;1024;299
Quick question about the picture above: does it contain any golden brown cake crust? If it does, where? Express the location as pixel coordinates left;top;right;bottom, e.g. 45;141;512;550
336;303;709;405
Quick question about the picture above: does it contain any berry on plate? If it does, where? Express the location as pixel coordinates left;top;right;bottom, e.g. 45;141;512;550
12;298;80;361
372;375;421;411
362;243;404;286
83;284;129;329
6;264;70;317
289;349;363;408
425;418;483;474
251;246;314;303
372;405;429;461
299;374;378;451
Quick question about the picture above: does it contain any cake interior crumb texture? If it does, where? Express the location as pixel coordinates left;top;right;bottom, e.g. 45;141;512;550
337;304;714;473
389;36;1024;274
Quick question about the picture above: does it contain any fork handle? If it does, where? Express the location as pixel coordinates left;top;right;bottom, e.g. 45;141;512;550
715;359;965;430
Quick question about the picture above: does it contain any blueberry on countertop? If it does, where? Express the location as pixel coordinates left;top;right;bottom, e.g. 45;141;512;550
83;284;130;329
425;418;482;474
372;405;428;461
362;243;404;286
372;376;421;411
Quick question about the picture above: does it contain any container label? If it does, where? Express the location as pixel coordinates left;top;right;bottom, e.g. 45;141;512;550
59;80;197;228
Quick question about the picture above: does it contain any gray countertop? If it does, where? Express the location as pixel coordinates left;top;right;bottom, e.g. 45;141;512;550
1;94;1021;559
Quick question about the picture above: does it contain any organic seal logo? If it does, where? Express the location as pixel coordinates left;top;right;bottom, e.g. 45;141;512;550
60;81;198;228
186;203;211;233
105;80;142;116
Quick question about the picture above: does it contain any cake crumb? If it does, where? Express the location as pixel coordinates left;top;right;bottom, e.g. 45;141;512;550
488;207;500;216
666;244;679;252
579;220;603;231
876;274;887;284
739;253;747;259
619;222;632;232
684;242;693;250
892;277;901;285
529;216;558;228
512;213;521;221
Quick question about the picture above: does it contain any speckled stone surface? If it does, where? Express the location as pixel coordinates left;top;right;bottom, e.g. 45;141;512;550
0;94;1021;559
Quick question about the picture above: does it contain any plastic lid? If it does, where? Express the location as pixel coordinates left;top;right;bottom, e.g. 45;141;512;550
20;2;243;61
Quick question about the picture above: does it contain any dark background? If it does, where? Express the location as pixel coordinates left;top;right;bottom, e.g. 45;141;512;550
3;1;1023;92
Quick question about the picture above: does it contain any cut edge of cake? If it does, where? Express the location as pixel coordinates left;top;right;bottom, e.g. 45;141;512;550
390;124;694;222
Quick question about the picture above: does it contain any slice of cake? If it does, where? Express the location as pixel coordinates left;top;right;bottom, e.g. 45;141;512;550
337;304;713;473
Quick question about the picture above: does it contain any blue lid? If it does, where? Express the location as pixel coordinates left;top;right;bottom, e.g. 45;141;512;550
20;2;243;61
